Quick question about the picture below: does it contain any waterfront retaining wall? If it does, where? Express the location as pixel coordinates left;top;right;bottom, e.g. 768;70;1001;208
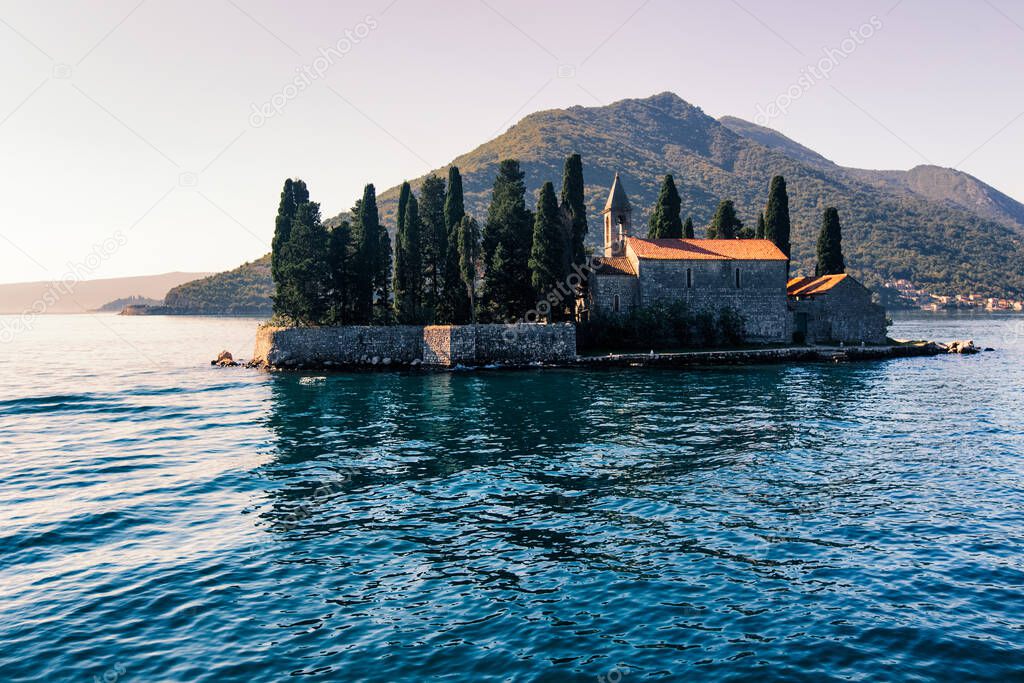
253;323;577;369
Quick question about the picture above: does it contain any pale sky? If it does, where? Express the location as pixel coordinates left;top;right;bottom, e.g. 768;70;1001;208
1;0;1022;284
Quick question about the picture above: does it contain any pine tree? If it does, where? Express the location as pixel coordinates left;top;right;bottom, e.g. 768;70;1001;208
756;212;766;239
351;184;380;323
647;174;683;238
481;159;534;321
529;182;566;321
457;215;480;323
683;215;695;239
816;207;846;276
419;175;447;318
326;221;352;324
764;175;791;259
275;200;330;325
710;200;743;239
393;192;422;323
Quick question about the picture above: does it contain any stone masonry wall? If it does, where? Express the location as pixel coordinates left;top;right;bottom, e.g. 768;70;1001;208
590;275;639;317
636;259;790;343
253;323;577;369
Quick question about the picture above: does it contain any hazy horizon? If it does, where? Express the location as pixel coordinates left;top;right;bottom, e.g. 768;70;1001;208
1;0;1022;285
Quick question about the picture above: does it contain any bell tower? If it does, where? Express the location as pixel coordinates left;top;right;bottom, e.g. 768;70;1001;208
602;173;632;257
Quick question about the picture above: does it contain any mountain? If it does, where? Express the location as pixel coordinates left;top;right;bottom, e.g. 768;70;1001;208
0;271;211;314
169;91;1024;310
719;116;1024;235
160;254;272;315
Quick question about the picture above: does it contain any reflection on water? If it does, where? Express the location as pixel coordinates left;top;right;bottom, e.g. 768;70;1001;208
0;314;1022;681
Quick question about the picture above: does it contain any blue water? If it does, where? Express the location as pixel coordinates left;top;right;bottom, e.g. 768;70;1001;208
1;313;1022;682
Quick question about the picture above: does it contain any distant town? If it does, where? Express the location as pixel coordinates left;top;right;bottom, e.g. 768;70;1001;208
882;279;1024;312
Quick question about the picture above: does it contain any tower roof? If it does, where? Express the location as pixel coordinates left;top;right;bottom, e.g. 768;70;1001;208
603;173;631;212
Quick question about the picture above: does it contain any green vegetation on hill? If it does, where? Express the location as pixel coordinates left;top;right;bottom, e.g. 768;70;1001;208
163;255;273;314
176;92;1024;310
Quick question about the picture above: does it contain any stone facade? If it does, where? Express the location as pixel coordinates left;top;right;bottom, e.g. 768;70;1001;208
635;258;790;342
253;323;576;369
789;275;888;344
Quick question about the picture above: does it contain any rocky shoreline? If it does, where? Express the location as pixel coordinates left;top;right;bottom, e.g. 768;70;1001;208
218;338;983;372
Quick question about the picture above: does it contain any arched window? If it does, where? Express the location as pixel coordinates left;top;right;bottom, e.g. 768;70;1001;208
687;268;693;288
735;267;741;289
613;294;620;312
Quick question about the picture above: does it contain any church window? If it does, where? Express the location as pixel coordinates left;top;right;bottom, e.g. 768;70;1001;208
687;268;693;288
613;294;620;312
735;267;742;289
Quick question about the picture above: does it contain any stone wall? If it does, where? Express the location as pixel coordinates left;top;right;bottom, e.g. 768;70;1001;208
590;275;639;316
253;323;577;369
636;259;790;343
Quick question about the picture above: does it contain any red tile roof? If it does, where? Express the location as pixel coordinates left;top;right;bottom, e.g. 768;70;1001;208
626;237;788;261
787;274;848;296
595;257;636;276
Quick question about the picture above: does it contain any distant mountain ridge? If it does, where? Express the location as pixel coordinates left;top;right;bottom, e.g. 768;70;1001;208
0;271;211;314
719;116;1024;235
167;92;1024;312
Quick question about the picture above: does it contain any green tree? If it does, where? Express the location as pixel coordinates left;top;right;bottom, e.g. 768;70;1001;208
437;167;468;323
376;222;393;324
529;182;566;321
351;184;380;323
756;212;766;239
764;175;791;259
560;153;588;266
419;174;447;317
326;221;352;324
393;191;422;323
444;166;466;230
274;200;330;325
709;200;743;239
482;159;534;321
683;215;695;239
457;215;481;323
816;207;846;276
647;174;683;238
271;178;309;289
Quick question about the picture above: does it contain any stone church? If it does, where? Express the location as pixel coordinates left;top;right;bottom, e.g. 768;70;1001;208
588;174;887;345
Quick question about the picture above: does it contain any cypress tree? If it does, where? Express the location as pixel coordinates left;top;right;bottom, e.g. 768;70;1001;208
756;212;766;239
444;166;465;230
647;174;683;239
437;167;468;323
396;181;411;241
326;221;352;324
481;159;534;321
683;215;695;239
351;184;380;323
393;192;422;323
419;175;447;318
559;154;587;266
376;222;393;324
710;200;743;239
271;178;296;291
457;215;480;323
764;175;791;259
816;207;846;276
529;182;566;321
